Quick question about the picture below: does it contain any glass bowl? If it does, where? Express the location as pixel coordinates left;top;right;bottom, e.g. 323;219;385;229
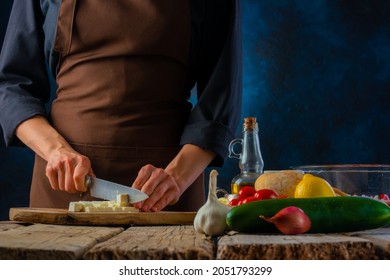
292;164;390;197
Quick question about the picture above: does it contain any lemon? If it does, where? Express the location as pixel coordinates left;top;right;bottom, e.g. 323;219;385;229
217;197;230;206
294;174;336;198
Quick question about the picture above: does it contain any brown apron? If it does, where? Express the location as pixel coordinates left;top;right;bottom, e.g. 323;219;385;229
30;0;205;211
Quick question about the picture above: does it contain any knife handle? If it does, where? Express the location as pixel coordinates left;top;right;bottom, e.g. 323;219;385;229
85;175;92;189
79;176;92;198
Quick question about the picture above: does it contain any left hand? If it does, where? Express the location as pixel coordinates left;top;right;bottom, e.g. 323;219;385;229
131;164;181;212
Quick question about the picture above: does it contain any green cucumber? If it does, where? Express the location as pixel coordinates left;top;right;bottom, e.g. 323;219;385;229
226;196;390;233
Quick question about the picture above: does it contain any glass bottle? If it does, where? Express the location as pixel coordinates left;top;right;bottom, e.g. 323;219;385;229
229;117;264;194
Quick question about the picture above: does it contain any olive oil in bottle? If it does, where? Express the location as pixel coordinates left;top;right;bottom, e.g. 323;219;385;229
229;117;264;194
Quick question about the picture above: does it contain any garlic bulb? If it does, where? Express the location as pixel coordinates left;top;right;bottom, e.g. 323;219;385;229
193;169;231;236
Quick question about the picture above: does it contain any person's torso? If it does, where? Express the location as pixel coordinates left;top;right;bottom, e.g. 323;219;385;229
50;0;192;147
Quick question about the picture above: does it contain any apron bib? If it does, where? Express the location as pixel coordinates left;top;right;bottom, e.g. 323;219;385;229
30;0;205;211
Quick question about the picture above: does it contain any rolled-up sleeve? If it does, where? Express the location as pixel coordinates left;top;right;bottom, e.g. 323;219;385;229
182;0;242;166
0;0;50;146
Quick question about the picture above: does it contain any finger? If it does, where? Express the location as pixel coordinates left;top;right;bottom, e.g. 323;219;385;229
140;167;169;194
142;188;178;212
132;164;155;190
73;171;89;193
57;163;66;191
73;156;91;192
132;165;178;211
149;192;178;212
168;197;179;206
139;186;165;211
140;177;178;211
132;201;144;210
64;158;77;193
46;165;59;190
46;163;56;189
89;169;96;177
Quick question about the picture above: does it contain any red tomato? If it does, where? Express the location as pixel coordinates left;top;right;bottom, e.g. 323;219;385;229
379;193;389;200
254;189;279;200
241;196;259;204
238;186;257;200
229;198;240;207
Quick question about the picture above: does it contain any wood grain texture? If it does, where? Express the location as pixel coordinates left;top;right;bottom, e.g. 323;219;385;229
0;224;123;259
9;208;196;226
217;232;377;260
0;221;25;232
349;227;390;259
84;225;214;260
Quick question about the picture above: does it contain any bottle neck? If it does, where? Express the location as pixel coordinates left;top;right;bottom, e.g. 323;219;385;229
239;126;264;173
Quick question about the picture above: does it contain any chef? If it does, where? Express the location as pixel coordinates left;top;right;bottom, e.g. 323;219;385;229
0;0;242;212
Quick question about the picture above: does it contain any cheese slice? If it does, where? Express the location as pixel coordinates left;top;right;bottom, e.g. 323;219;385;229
68;194;138;212
68;202;85;212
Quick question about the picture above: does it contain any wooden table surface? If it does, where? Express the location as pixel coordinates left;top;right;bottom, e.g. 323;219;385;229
0;221;389;260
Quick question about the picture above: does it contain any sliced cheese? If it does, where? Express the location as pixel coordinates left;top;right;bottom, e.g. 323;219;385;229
121;206;138;212
68;202;85;212
68;193;138;212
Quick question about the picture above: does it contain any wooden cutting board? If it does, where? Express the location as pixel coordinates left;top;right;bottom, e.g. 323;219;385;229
9;208;196;226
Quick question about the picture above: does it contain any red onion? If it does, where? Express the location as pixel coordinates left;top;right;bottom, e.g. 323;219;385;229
259;206;311;235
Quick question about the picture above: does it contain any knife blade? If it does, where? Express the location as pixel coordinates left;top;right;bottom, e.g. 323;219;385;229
86;176;149;204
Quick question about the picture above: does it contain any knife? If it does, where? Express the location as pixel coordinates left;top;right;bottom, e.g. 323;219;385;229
85;176;149;204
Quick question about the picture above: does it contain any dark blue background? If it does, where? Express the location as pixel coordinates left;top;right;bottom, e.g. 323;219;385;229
1;0;390;220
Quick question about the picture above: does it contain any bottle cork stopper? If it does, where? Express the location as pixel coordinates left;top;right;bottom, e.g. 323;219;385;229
243;117;257;130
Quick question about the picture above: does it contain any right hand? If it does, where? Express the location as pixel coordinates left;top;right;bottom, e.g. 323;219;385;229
45;148;93;193
15;116;94;194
